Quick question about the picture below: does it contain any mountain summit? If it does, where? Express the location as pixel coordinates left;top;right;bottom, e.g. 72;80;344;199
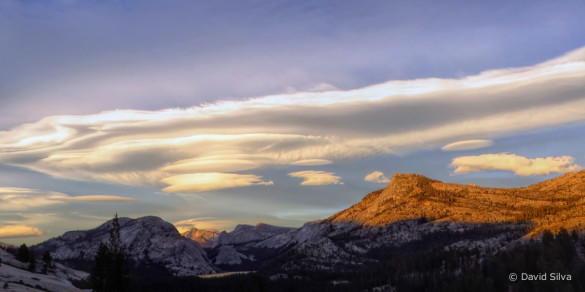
329;171;585;234
34;216;217;276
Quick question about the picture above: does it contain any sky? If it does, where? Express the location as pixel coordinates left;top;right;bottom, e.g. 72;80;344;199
1;0;585;245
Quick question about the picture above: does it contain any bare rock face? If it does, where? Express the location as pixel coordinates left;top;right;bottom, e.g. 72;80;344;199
34;216;218;276
328;171;585;234
215;223;297;247
181;228;219;248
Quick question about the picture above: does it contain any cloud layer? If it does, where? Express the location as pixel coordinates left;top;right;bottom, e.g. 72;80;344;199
288;171;343;186
0;187;137;210
0;225;44;239
162;173;273;193
364;171;391;183
450;153;582;176
1;47;585;192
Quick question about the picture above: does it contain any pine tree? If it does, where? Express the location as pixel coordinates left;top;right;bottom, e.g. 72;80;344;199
90;214;130;292
91;242;110;291
28;249;36;272
42;251;53;274
16;244;29;263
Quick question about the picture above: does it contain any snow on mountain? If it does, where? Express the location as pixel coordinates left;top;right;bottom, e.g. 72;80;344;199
0;244;86;292
34;216;218;276
215;223;296;247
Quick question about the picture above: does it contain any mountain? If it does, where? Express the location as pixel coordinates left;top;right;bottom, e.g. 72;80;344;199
34;216;218;277
204;171;585;288
329;171;585;234
181;228;219;248
208;223;297;267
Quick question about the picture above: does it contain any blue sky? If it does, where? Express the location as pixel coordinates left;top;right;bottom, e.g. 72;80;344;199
1;0;585;244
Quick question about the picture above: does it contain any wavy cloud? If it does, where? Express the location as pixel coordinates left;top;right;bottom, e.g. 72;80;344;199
162;173;273;193
288;170;343;186
0;225;44;238
450;153;582;176
441;139;493;151
364;171;391;183
0;187;137;210
0;47;585;191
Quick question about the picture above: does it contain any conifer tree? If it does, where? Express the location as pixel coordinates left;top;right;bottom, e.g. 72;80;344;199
42;251;53;274
28;249;36;272
90;213;130;292
16;244;29;263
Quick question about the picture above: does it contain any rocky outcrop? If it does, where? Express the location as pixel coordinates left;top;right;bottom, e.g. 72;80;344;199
181;228;219;248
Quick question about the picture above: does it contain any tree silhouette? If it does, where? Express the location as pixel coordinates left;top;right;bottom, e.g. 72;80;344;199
28;249;36;272
90;214;130;292
16;244;29;263
42;251;53;274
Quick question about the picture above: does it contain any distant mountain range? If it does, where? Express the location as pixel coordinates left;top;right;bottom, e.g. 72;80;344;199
20;170;585;291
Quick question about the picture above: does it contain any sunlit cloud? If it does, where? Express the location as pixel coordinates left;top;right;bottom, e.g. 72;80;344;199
288;170;343;186
173;217;228;233
56;195;138;202
291;159;333;166
0;47;584;191
441;139;493;151
0;225;44;238
364;171;390;183
0;187;137;211
162;173;273;193
450;153;582;176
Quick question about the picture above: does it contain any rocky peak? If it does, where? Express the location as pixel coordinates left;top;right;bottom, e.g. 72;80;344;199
181;227;220;248
329;171;585;234
34;216;218;276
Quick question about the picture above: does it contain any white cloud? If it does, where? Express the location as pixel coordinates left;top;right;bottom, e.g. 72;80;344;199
288;170;343;186
0;47;585;191
441;139;493;151
364;171;391;183
291;159;333;166
0;187;137;210
450;153;582;176
0;225;44;238
57;195;138;202
161;173;274;193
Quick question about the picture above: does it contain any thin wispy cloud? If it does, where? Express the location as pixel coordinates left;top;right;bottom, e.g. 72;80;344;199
364;171;390;183
162;173;273;193
288;171;343;186
0;47;584;192
441;139;493;151
450;153;582;176
0;187;137;210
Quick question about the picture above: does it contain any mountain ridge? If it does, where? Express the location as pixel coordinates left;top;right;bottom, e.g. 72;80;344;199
328;171;585;234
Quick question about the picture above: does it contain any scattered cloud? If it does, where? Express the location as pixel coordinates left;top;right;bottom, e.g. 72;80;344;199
441;139;493;151
0;225;44;238
0;47;584;191
288;170;343;186
450;153;582;176
364;171;391;183
162;173;274;193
